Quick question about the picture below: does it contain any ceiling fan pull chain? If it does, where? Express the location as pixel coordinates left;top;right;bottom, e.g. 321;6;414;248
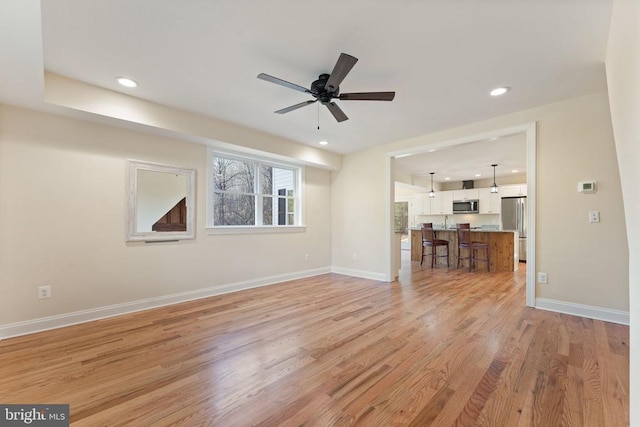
317;102;320;130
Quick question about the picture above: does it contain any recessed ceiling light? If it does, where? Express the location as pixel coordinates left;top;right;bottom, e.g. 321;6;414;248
490;87;509;96
319;140;328;146
427;148;436;153
444;177;451;181
117;77;138;88
512;169;519;173
475;174;482;177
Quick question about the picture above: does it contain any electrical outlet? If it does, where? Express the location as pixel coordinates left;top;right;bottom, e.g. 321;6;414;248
352;253;358;261
537;272;548;284
589;211;600;223
304;254;310;261
38;285;52;299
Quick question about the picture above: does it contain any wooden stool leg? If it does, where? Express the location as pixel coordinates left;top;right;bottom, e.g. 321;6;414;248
420;243;424;266
446;244;449;267
431;246;435;268
486;246;490;272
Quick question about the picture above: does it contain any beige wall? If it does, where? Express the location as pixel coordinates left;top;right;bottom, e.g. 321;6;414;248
44;73;342;171
606;0;640;422
332;91;628;311
331;149;388;278
0;105;332;325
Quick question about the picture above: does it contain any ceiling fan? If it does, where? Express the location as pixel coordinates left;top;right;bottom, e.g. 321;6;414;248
257;53;395;123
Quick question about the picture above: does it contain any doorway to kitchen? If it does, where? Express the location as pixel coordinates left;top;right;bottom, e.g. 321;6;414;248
385;122;537;307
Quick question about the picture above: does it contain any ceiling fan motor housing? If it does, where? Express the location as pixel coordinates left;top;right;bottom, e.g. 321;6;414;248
312;74;339;103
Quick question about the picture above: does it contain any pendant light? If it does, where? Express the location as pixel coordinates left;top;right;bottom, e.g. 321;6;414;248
429;172;436;198
490;164;499;193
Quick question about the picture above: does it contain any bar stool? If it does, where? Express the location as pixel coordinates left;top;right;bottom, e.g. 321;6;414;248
456;223;490;272
421;223;450;267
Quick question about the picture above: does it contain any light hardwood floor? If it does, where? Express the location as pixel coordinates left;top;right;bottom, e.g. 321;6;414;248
0;257;629;426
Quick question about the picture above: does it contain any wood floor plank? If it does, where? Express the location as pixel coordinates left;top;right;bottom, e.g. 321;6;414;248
0;257;629;426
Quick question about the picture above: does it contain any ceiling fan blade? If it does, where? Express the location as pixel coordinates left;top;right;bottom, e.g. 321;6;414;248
257;73;310;94
325;102;349;122
339;91;396;101
324;53;358;93
275;100;317;114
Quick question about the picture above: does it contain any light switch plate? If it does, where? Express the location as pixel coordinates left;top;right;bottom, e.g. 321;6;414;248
589;211;600;223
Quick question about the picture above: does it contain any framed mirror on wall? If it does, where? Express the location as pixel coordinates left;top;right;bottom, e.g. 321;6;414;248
126;160;196;242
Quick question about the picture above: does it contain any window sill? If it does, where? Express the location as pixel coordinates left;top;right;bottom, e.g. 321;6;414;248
205;226;306;235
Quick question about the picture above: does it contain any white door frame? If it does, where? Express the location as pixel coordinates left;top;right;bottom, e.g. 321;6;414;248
384;122;537;307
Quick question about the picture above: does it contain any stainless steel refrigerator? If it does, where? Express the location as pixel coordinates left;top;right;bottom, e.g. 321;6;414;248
501;196;527;261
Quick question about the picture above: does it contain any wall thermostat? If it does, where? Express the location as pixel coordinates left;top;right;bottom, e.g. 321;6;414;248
578;181;597;193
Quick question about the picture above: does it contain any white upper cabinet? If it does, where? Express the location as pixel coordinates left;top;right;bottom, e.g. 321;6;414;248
451;188;479;201
412;193;428;215
430;191;453;214
499;184;527;198
412;191;454;216
426;193;439;215
478;188;501;214
441;191;453;215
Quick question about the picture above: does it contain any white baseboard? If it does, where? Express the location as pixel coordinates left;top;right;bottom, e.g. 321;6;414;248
536;298;629;325
0;267;332;340
331;266;389;282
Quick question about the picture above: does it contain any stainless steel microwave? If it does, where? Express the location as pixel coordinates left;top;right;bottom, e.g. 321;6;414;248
453;199;479;214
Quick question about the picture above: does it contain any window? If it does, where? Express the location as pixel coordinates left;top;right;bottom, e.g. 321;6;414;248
208;151;302;229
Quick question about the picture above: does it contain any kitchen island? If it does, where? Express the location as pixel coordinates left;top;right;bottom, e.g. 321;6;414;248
410;228;519;272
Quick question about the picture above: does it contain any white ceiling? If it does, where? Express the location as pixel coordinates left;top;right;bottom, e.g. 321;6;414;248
1;1;612;157
395;133;527;183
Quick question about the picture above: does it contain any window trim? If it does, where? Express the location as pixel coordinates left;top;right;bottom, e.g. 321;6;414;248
206;148;305;233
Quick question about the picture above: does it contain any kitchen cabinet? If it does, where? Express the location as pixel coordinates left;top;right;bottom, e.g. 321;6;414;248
411;193;429;215
410;194;420;217
412;191;453;215
429;191;453;214
451;188;479;201
500;184;527;198
478;188;500;214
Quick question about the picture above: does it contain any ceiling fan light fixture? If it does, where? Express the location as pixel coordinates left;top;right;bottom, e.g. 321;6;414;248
116;77;137;88
429;172;436;198
491;164;499;193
